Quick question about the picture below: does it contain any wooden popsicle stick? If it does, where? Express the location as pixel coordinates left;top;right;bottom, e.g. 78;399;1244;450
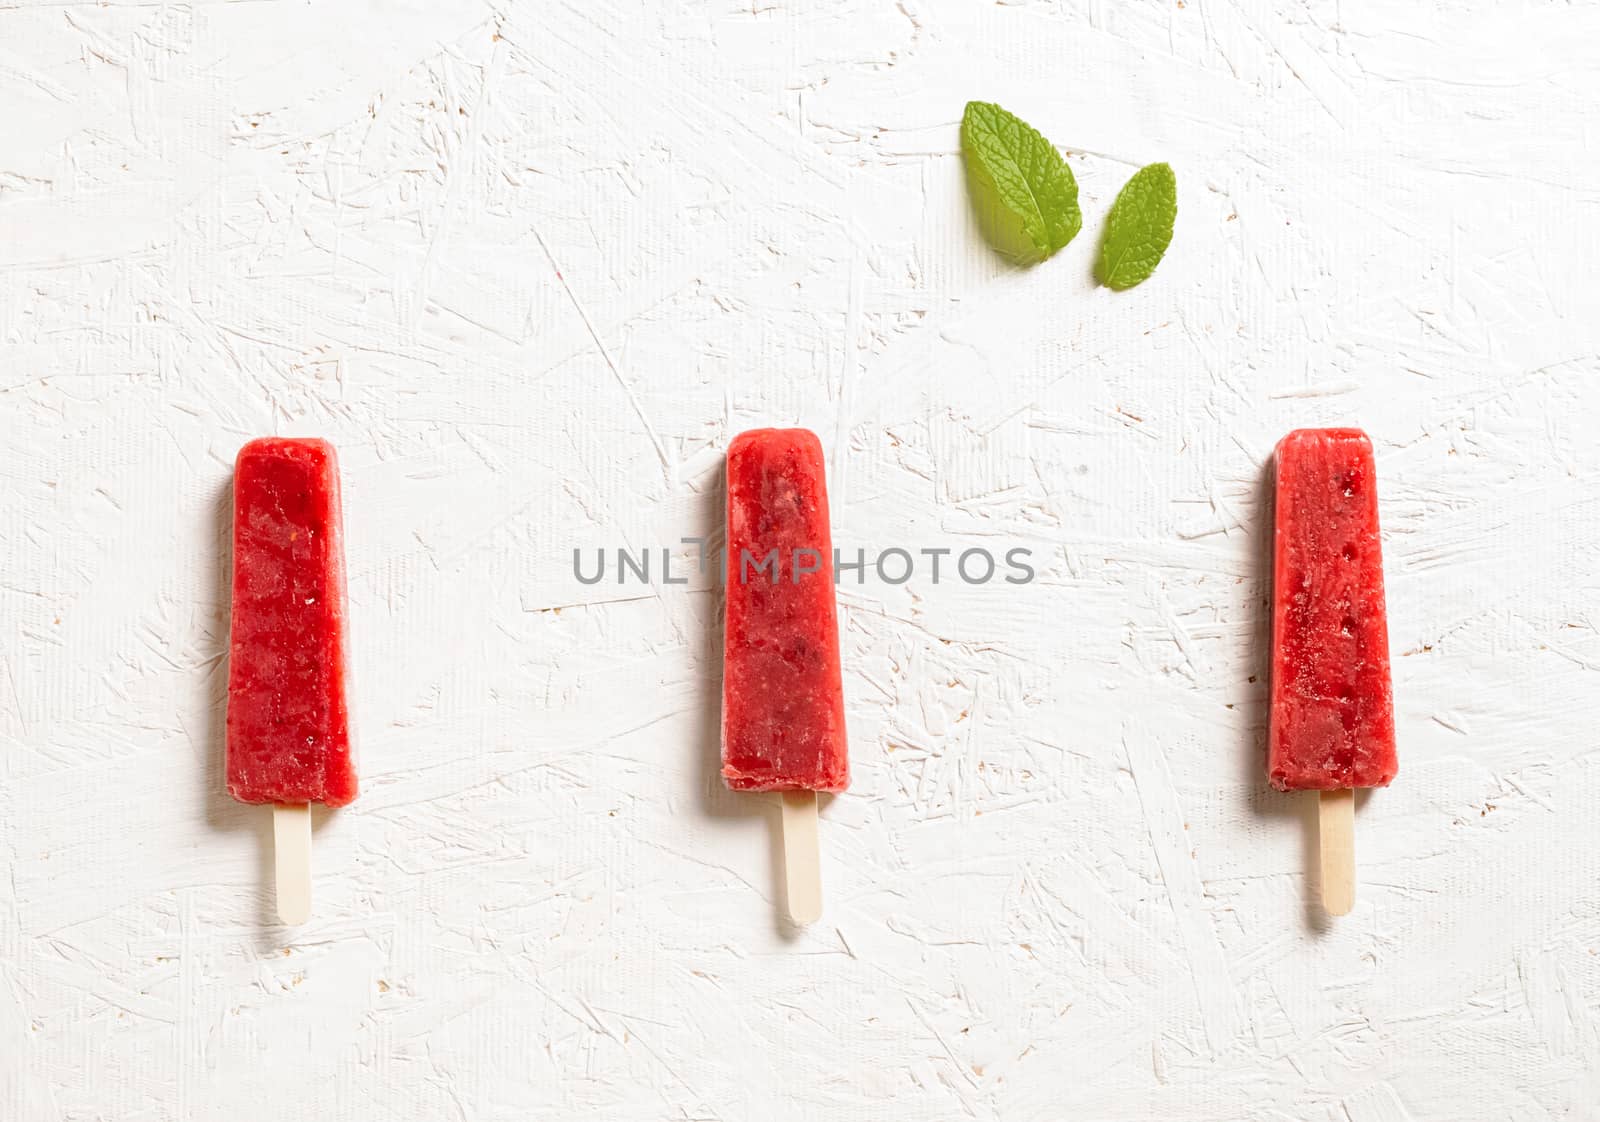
779;791;823;924
273;803;313;925
1318;789;1356;916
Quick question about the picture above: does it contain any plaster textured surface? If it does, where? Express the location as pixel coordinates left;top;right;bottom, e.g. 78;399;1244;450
2;2;1598;1119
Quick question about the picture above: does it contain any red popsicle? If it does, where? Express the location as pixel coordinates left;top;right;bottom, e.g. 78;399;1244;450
1269;427;1395;916
1269;428;1396;791
227;437;354;924
227;438;356;806
721;428;847;924
721;428;849;793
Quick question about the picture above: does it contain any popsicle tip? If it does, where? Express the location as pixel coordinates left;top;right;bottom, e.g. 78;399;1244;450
277;896;311;926
788;895;823;925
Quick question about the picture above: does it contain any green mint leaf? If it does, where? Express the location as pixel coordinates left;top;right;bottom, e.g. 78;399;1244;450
961;101;1082;265
1097;162;1177;290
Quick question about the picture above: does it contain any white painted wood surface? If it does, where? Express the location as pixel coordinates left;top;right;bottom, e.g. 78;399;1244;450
3;2;1598;1118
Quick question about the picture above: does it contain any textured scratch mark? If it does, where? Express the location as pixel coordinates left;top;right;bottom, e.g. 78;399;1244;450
1342;1082;1417;1122
832;247;865;497
415;41;504;320
1124;721;1241;1054
1516;946;1599;1060
532;225;670;479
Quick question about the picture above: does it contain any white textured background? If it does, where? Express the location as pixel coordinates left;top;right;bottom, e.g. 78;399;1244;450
3;1;1598;1119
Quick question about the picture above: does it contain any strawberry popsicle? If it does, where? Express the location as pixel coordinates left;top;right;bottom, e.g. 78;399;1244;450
1268;428;1396;791
227;438;356;807
722;428;848;792
227;437;354;924
1269;427;1395;917
721;428;847;924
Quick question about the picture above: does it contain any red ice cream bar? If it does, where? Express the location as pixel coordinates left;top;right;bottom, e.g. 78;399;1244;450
721;428;849;793
226;438;357;807
1269;428;1397;791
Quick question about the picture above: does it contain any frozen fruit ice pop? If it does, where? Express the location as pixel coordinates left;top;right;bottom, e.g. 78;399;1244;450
1269;428;1397;791
226;438;356;807
722;428;849;792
